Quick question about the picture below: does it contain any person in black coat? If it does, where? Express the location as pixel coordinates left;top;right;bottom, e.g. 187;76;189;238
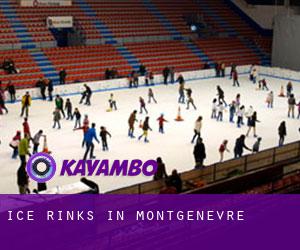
17;162;29;194
6;81;16;103
59;68;67;85
139;64;146;76
217;85;227;106
193;137;206;168
162;67;170;85
169;169;182;193
47;79;54;101
234;135;251;158
278;121;287;146
153;157;168;180
36;77;46;100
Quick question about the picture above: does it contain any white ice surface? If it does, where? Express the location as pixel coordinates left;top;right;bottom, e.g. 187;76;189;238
0;75;299;193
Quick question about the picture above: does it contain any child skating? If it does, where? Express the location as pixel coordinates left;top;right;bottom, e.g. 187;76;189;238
211;98;217;119
266;91;274;108
73;108;81;129
148;88;157;104
128;110;138;138
138;117;152;143
108;93;117;111
219;140;230;162
216;102;225;122
65;98;73;120
185;88;197;110
139;97;148;114
100;126;112;151
157;114;168;133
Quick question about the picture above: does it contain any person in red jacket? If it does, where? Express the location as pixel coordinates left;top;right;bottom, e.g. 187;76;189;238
233;70;240;87
22;118;31;139
74;114;89;147
10;131;21;159
157;114;168;134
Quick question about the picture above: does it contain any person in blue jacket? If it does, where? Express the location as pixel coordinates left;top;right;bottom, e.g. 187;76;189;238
83;123;99;160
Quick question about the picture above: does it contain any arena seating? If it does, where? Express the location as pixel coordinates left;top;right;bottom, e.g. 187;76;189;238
194;37;261;65
0;0;273;89
0;49;43;88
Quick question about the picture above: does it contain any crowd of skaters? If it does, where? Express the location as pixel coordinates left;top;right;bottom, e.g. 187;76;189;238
0;62;300;194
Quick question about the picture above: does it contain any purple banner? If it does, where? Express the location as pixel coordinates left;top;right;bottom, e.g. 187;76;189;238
0;195;299;250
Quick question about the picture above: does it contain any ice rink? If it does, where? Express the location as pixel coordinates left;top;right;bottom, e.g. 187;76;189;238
0;73;299;194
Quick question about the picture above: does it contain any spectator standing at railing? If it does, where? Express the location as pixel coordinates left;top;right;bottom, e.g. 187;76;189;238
47;79;54;102
169;169;182;193
36;77;46;101
221;62;225;77
6;81;16;103
234;135;251;158
139;64;147;76
278;121;287;147
59;68;67;85
252;137;262;153
170;67;175;84
162;67;170;84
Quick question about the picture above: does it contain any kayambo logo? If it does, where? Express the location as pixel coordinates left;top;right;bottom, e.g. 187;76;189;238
26;153;57;182
26;153;158;182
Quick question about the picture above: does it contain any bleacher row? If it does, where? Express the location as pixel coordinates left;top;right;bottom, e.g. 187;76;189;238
0;0;272;88
0;37;263;88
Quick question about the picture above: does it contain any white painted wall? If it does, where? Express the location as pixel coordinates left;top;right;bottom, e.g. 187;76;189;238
231;0;298;29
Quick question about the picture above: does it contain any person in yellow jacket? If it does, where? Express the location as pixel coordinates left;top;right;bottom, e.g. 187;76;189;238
20;91;31;118
18;134;31;166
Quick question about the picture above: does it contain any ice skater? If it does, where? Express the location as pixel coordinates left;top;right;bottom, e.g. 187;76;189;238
217;86;227;106
100;126;112;151
258;79;269;91
235;93;241;109
211;98;217;119
148;88;157;104
286;82;293;97
232;70;240;87
55;95;65;118
216;102;225;122
65;98;73;120
234;135;251;158
138;117;152;143
83;123;99;160
229;101;236;123
246;111;259;137
252;137;262;153
20;92;31;118
32;130;44;154
297;101;300;119
193;137;206;169
53;108;61;129
80;84;92;105
288;94;296;118
0;90;8;114
139;97;148;114
108;93;117;111
191;116;202;144
128;110;138;138
236;105;245;128
266;91;274;108
219;140;230;162
73;108;81;129
22;117;31;139
149;71;154;85
278;121;286;147
178;81;185;104
185;88;197;110
157;114;168;134
9;131;21;159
